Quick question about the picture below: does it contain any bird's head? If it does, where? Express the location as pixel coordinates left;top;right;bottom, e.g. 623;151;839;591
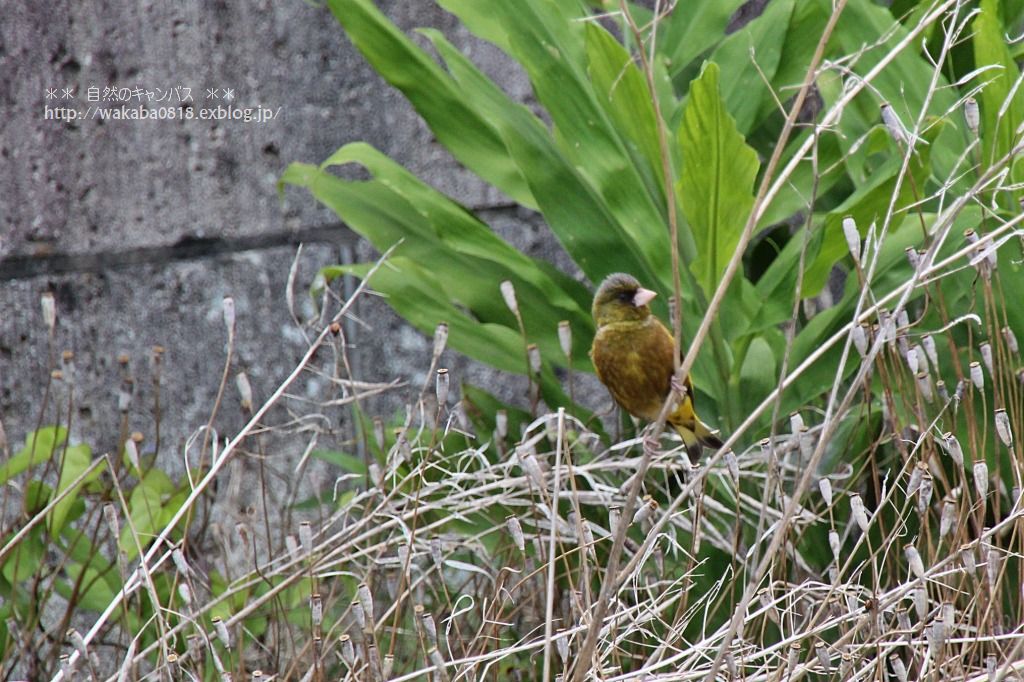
592;273;658;327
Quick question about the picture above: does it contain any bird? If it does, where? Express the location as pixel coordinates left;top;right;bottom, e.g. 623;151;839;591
590;272;723;460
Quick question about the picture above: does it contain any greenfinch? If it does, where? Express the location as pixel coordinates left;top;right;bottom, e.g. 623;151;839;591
590;273;723;460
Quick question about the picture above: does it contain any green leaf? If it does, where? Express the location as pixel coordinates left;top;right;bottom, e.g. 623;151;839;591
462;0;676;285
324;0;534;207
677;62;759;298
708;0;794;135
658;0;745;82
974;0;1024;207
1;526;45;583
311;449;367;476
0;426;67;484
584;22;668;200
49;443;99;539
121;468;177;560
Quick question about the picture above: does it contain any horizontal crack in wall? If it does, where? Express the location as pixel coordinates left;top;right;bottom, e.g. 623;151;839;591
0;224;357;280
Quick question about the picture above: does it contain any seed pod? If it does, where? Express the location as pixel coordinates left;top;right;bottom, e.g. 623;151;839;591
980;342;994;376
965;97;980;135
527;344;541;375
942;433;964;469
500;280;518;316
382;655;394;680
506;515;525;553
435;368;449;408
724;449;739;484
852;323;869;357
430;537;443;570
936;380;949;403
995;408;1013;447
103;503;120;539
236;372;253;411
974;461;989;501
986;548;1000;589
299;521;313;555
829;529;841;561
905;346;921;372
917;371;934;403
495;410;508;440
893;609;911;634
790;411;804;434
41;292;57;332
222;296;235;333
881;102;910;144
921;334;938;368
787;642;801;672
124;438;140;472
1003;326;1019;354
897;309;911;333
908;463;924;497
798;426;813;461
357;583;374;625
285;535;299;561
558;321;572;358
890;654;908;682
421;611;439;647
918;471;933;516
608;505;621;535
940;498;957;538
556;632;569;662
632;496;657;525
970;361;984;390
850;493;869;532
962;547;977;576
819;477;833;507
339;634;355;666
840;653;853;678
843;216;861;264
310;594;323;627
212;616;230;647
905;246;920;271
815;641;830;671
905;543;925;579
172;548;190;576
433;322;449;359
914;586;928;620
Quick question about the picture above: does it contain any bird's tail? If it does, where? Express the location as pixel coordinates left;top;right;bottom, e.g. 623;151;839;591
673;419;724;463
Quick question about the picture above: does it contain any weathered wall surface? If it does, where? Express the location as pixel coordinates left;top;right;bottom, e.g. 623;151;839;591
0;1;591;480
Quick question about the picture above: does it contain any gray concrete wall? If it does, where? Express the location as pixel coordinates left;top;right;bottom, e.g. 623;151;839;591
0;1;581;477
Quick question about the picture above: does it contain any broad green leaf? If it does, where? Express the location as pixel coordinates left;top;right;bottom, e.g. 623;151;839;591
331;258;585;415
1;526;45;583
49;443;99;539
282;152;594;366
677;62;759;298
0;426;67;484
325;0;534;207
311;449;368;476
658;0;745;82
708;0;794;135
469;0;675;284
585;22;668;201
121;468;177;560
974;0;1024;207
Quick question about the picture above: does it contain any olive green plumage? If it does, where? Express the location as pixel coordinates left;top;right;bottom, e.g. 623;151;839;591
590;273;723;460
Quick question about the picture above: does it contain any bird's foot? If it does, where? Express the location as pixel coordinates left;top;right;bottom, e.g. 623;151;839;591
670;375;689;399
642;427;660;456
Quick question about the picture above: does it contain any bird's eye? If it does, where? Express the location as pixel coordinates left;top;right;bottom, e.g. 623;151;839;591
617;291;633;304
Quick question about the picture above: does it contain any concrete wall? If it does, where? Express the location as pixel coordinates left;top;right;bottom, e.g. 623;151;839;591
1;1;587;480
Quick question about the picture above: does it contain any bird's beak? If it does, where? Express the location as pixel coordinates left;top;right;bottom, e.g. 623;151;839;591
632;287;657;308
